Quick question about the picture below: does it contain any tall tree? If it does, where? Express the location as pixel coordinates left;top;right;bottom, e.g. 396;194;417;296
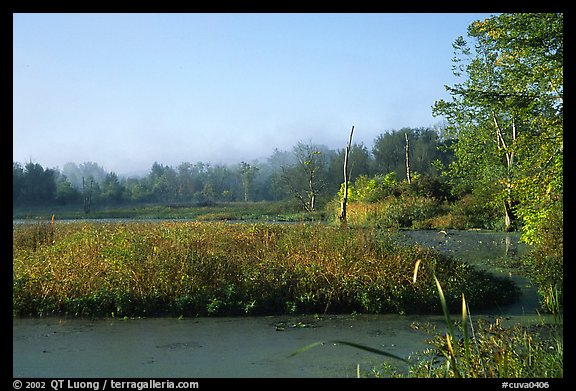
20;162;57;205
101;172;124;203
82;176;94;213
55;173;81;205
13;162;25;204
148;162;178;202
433;13;562;237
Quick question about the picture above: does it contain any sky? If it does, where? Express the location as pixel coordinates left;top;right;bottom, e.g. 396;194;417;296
13;13;496;176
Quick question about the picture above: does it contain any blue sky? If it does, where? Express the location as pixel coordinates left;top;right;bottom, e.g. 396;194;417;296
13;13;495;175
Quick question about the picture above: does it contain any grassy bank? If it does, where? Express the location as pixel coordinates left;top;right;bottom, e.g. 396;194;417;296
13;221;519;317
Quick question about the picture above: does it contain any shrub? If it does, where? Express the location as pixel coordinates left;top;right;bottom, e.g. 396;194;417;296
449;193;502;230
521;206;563;314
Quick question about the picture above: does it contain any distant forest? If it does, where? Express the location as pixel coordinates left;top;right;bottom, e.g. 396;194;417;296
13;126;454;210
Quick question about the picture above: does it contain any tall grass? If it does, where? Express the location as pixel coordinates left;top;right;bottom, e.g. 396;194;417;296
13;221;519;317
416;257;563;378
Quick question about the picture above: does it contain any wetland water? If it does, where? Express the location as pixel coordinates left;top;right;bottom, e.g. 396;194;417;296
13;229;543;378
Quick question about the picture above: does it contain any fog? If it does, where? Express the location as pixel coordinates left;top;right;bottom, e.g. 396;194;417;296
13;13;493;177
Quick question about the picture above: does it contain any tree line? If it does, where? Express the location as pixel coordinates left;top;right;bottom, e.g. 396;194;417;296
13;126;453;210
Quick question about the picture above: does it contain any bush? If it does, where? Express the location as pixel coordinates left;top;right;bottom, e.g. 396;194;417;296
521;205;563;314
449;193;502;230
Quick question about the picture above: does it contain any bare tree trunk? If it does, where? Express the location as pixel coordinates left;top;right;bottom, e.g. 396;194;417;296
310;192;316;212
339;126;355;227
404;132;411;184
504;197;515;232
308;173;316;211
493;112;518;231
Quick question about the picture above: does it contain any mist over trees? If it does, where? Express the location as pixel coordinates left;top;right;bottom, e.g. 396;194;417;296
13;126;453;210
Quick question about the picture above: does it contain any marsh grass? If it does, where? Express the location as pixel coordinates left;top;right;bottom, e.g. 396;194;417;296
12;219;55;251
293;258;562;378
13;221;519;317
409;261;562;378
376;315;564;378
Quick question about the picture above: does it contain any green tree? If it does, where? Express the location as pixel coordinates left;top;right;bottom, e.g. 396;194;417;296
13;162;25;204
123;177;151;203
433;13;562;237
238;161;259;202
372;127;448;180
207;164;237;201
328;142;372;193
55;174;81;205
148;162;178;202
176;162;196;201
20;162;57;205
100;172;124;203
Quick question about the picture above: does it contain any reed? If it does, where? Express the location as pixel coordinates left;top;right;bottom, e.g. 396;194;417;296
373;260;563;378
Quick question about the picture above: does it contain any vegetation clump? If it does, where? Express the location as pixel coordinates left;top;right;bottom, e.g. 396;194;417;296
13;221;519;317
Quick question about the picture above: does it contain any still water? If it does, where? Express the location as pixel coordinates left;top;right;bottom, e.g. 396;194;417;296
13;229;545;378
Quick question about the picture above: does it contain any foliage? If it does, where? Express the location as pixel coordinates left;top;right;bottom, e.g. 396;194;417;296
371;127;452;180
13;162;58;205
238;161;259;202
332;171;474;230
13;222;519;317
449;192;502;230
328;142;372;187
514;152;563;246
521;205;563;314
280;142;330;212
338;172;399;203
433;13;563;234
